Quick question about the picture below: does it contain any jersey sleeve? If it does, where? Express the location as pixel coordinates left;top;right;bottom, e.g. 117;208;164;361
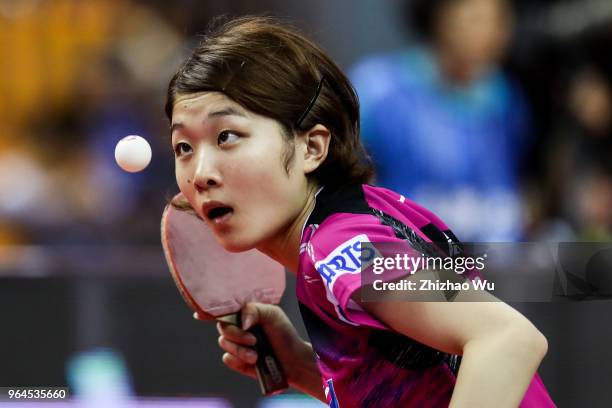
307;212;423;330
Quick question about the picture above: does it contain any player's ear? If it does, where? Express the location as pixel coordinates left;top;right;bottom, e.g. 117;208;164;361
299;124;331;175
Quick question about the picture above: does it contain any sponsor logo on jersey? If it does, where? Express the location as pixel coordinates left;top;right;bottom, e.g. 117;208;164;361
313;235;380;325
314;234;377;291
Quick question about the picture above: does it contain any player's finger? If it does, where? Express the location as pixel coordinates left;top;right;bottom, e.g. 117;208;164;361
218;335;258;364
241;302;278;330
222;352;257;379
216;322;257;346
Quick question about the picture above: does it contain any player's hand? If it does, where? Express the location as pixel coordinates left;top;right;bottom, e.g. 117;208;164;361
200;303;311;385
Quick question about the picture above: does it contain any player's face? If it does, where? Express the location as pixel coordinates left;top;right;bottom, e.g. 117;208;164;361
171;92;310;252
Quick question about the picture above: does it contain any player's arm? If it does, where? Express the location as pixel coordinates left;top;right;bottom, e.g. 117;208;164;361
355;270;548;408
214;304;326;402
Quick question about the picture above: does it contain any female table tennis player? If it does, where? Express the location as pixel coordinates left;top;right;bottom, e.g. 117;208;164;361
165;16;555;407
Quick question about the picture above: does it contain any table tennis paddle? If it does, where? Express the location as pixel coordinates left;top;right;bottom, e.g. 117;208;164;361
161;195;288;395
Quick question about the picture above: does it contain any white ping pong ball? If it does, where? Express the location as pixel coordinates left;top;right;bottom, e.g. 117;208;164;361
114;135;152;173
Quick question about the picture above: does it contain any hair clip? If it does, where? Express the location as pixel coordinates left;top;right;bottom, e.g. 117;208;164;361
295;76;327;128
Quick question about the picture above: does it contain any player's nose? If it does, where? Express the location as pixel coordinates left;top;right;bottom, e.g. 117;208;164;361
192;149;221;192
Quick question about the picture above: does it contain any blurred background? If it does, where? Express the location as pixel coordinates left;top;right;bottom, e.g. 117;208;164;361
0;0;611;406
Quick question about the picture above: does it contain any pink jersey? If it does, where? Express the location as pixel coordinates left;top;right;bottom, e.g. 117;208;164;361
297;184;555;407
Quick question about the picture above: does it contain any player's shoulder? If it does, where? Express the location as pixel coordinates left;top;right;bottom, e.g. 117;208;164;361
304;184;402;254
302;184;456;259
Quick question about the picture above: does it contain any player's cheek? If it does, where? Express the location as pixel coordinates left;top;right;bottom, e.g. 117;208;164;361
175;165;192;196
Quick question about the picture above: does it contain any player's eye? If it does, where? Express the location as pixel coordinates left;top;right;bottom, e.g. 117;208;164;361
174;142;192;157
218;130;240;146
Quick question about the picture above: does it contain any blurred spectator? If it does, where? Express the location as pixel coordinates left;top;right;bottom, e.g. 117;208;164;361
0;0;181;246
546;53;612;241
351;0;531;242
567;67;612;174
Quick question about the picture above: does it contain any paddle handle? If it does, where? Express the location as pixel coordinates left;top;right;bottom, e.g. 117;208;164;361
249;324;288;395
217;312;288;395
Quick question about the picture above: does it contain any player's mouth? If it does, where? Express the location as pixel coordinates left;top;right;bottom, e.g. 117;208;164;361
202;202;234;225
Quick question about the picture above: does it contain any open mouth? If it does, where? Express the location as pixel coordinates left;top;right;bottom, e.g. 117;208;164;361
206;206;233;221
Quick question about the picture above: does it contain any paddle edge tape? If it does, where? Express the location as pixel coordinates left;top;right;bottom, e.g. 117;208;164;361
161;202;216;321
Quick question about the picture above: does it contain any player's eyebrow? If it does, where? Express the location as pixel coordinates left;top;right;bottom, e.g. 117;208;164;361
207;106;247;119
171;106;247;134
170;122;184;134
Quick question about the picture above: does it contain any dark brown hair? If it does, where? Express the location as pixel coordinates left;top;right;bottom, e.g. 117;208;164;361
165;16;374;187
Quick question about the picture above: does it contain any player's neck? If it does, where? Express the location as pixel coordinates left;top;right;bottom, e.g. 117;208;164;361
256;185;318;274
